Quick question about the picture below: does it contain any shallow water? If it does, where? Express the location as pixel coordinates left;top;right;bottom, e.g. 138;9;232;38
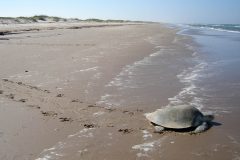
97;33;195;109
98;24;240;114
180;26;240;113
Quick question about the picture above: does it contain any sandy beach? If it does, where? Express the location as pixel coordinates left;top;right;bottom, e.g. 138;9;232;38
0;22;239;160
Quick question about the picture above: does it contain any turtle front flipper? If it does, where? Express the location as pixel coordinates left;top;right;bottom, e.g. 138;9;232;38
193;122;209;134
154;126;165;133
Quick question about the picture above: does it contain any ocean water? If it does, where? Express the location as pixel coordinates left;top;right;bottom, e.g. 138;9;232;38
179;25;240;114
188;24;240;33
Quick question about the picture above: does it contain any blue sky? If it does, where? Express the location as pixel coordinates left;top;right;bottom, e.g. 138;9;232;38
1;0;240;24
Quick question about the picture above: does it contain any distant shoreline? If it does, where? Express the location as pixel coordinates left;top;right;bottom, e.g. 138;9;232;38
0;15;151;25
0;15;156;36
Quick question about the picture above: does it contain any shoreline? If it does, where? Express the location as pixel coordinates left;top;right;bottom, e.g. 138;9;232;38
0;22;224;160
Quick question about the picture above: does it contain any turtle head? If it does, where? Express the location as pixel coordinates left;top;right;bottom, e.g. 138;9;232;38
203;114;214;122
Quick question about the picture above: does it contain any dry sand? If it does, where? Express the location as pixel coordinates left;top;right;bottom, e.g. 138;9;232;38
0;22;238;160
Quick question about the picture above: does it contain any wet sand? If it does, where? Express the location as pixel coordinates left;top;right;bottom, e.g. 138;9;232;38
0;22;239;160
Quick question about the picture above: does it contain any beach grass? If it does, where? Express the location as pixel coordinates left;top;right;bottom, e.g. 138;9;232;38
0;15;150;24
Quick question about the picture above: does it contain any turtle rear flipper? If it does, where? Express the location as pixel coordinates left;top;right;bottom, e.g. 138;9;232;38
193;122;209;134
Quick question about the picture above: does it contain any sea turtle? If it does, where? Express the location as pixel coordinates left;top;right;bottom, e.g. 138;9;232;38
145;105;214;134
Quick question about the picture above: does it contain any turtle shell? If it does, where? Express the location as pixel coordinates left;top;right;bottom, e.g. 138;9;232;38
145;105;204;129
